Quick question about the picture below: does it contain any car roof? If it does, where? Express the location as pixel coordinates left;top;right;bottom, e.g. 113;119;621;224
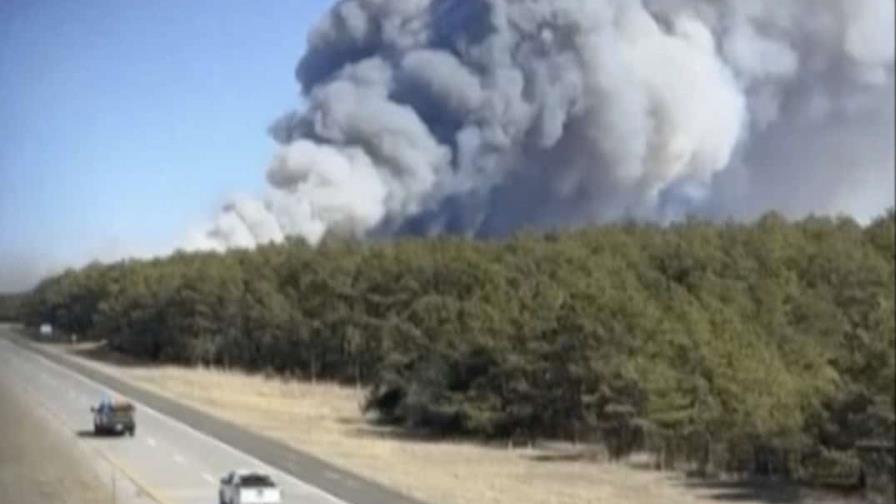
233;469;270;477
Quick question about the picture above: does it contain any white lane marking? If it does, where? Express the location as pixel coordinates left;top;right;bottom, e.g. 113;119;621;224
5;340;349;504
173;453;186;465
202;473;216;484
146;437;157;447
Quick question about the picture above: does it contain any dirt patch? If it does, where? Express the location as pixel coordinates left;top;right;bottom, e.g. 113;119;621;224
46;340;858;504
0;371;109;504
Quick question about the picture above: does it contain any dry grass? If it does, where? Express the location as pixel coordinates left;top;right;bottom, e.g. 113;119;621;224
52;342;848;504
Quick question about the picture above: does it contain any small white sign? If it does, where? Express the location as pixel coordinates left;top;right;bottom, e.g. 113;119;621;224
39;323;52;337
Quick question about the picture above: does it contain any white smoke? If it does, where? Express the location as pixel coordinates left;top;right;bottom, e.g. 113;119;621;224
192;0;895;250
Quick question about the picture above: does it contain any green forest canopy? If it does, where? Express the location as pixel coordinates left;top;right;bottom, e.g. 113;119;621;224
22;211;895;480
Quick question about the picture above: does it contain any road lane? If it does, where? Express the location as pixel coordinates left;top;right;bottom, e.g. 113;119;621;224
0;335;346;504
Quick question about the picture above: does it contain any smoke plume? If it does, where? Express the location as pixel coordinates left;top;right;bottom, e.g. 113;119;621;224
190;0;895;251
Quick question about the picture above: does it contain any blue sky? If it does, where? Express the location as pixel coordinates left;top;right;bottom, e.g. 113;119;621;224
0;0;331;291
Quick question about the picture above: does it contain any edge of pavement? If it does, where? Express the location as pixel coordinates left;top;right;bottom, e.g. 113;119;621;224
2;326;428;504
101;452;174;504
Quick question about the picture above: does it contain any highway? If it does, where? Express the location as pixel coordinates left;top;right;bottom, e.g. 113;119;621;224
0;327;424;504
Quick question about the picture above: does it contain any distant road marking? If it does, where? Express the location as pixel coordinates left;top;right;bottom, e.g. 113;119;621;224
202;473;216;483
146;437;158;447
173;453;186;465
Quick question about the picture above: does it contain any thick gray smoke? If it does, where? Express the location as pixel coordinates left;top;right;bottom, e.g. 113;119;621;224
189;0;895;251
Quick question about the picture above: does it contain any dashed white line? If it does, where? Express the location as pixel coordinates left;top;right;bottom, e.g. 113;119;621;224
146;437;157;447
202;473;216;484
173;454;186;465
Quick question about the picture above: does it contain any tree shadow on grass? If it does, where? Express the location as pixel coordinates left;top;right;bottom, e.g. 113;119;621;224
528;451;608;463
346;423;465;445
679;477;863;504
68;341;153;369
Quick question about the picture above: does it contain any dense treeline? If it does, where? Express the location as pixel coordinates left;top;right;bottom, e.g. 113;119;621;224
0;293;24;321
24;212;895;481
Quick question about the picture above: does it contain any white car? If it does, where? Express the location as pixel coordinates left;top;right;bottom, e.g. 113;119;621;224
219;470;282;504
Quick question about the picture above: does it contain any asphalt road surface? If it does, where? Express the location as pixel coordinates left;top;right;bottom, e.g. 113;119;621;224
0;326;425;504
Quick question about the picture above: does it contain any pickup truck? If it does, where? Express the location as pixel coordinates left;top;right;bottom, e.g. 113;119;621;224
91;398;135;436
219;470;282;504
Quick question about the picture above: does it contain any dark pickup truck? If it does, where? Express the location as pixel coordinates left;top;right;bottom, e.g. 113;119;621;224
91;399;135;436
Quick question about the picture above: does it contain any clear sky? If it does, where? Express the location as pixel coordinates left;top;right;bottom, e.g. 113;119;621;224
0;0;331;291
